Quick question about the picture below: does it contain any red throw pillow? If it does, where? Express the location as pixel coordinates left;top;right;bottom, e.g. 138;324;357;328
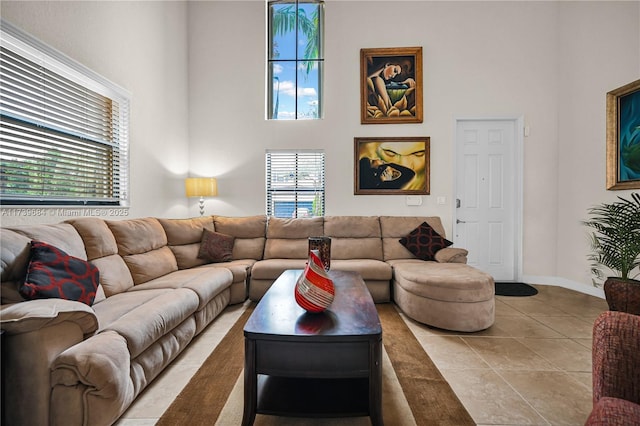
399;222;453;261
197;229;235;263
19;240;99;306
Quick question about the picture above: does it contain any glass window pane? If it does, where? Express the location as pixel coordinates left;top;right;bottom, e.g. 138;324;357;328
269;2;296;60
270;61;297;120
297;3;322;60
296;61;321;119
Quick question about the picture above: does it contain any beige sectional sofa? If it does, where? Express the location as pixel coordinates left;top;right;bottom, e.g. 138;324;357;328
0;214;491;426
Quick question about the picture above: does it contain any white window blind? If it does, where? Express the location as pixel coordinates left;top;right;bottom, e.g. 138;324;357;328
0;20;130;205
266;150;325;218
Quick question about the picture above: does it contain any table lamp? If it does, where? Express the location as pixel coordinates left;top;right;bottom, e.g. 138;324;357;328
185;177;218;216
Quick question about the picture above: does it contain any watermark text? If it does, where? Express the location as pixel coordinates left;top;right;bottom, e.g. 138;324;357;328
1;208;130;218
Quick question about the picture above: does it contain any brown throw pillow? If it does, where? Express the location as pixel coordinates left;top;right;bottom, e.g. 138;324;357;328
399;222;453;261
197;229;235;263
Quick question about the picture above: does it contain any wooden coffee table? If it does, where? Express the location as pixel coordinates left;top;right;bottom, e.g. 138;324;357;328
242;269;382;426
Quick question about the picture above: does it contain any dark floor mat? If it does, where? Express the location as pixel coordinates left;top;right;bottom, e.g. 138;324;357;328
495;282;538;297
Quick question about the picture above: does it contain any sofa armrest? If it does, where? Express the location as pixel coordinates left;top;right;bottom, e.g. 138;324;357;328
435;247;468;264
592;311;640;406
1;298;98;337
51;330;135;426
1;300;98;426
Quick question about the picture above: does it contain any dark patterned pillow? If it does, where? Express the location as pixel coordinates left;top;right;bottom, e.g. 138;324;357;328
197;229;235;263
399;222;453;261
19;240;100;306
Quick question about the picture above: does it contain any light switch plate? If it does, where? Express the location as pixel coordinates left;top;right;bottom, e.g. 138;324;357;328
436;196;446;205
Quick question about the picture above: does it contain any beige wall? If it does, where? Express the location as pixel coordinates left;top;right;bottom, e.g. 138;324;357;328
1;0;191;223
2;1;639;293
555;2;640;289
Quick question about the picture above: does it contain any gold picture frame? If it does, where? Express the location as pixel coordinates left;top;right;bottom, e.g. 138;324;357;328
360;47;423;124
354;137;430;195
606;78;640;190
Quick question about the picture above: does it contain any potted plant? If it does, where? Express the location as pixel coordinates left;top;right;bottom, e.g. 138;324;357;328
583;192;640;314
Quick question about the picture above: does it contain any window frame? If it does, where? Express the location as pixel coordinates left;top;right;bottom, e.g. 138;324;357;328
0;19;130;207
267;0;324;120
266;149;325;218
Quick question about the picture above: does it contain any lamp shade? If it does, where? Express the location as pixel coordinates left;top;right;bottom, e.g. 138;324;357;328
185;177;218;197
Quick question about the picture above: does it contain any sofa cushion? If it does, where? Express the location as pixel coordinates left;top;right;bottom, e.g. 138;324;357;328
197;229;235;263
264;217;324;259
329;259;392;281
101;288;199;358
323;216;381;238
107;218;177;284
324;216;383;260
2;223;86;304
167;244;206;269
66;218;135;296
0;229;32;304
127;267;233;311
393;263;494;303
10;223;88;260
399;221;453;261
67;218;118;260
106;218;168;256
267;216;324;238
92;288;172;331
158;217;215;269
380;216;448;260
196;260;254;284
90;254;135;296
159;216;214;246
250;258;309;280
585;397;640;426
434;247;469;264
20;241;99;306
123;247;178;285
214;215;267;260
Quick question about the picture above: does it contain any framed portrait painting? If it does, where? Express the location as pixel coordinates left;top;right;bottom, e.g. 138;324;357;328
354;137;430;195
360;47;423;124
607;78;640;190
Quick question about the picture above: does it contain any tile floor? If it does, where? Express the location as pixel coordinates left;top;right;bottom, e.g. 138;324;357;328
116;284;608;425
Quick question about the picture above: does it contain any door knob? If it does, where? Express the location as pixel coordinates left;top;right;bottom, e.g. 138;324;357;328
457;219;466;224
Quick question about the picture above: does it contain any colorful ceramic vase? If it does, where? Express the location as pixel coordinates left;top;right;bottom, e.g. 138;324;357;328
295;249;335;313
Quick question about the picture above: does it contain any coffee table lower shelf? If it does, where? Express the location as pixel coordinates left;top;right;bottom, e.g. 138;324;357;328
256;375;370;418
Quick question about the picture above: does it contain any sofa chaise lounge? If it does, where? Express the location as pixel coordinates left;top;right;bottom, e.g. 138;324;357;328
1;214;494;425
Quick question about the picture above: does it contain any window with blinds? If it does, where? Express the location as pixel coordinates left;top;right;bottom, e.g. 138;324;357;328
266;150;325;218
0;20;130;206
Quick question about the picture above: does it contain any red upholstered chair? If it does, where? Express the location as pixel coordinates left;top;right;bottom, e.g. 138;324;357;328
585;311;640;426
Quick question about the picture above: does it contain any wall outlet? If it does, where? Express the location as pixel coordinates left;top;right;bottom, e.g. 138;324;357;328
436;196;446;205
406;196;422;206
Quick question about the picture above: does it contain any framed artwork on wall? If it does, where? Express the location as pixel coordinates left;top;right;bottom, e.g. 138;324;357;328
354;137;430;195
606;78;640;190
360;47;423;124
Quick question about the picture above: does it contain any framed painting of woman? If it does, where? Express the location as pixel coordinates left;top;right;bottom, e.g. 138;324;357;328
354;137;430;195
607;79;640;190
360;47;423;124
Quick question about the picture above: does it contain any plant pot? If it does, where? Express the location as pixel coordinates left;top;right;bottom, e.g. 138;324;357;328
604;277;640;315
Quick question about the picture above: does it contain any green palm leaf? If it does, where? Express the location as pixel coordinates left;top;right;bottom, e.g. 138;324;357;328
584;193;640;282
271;3;320;78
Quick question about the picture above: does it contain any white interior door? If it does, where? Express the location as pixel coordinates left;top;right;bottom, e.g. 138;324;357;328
454;118;521;282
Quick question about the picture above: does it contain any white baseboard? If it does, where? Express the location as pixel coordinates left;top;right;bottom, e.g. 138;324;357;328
522;275;605;299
